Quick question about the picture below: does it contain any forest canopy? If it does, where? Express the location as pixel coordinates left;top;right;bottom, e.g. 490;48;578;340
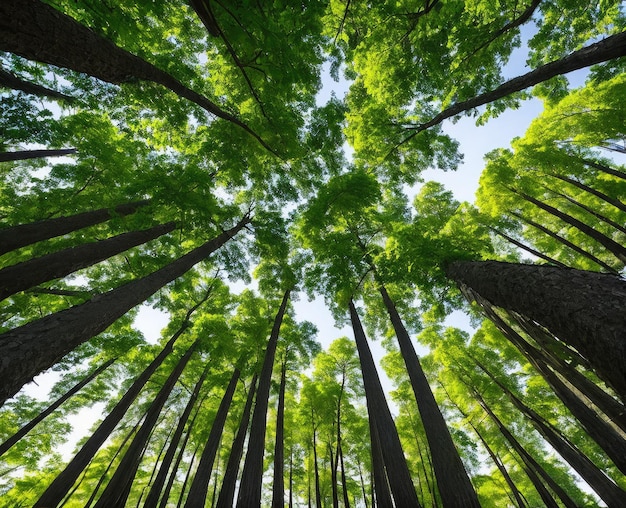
0;0;625;506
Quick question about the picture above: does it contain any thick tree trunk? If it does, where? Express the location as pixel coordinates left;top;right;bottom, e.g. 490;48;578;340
0;221;176;301
0;215;248;402
143;363;211;508
237;289;291;507
215;374;258;508
271;361;287;508
0;148;77;162
0;200;150;256
0;66;74;102
0;0;272;152
378;283;479;507
0;357;115;457
398;31;626;143
34;294;210;508
349;300;422;507
480;362;626;507
184;368;241;508
446;260;626;400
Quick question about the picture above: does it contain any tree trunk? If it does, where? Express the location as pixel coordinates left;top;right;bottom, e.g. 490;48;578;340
34;291;211;508
237;289;291;507
215;374;258;508
0;221;176;301
313;425;323;508
143;363;211;508
0;65;74;102
398;31;626;143
378;283;479;507
553;174;626;214
176;444;201;508
368;414;393;508
0;199;150;256
0;215;249;402
272;360;287;508
478;361;626;507
349;300;422;507
577;157;626;181
329;442;339;508
446;260;626;400
0;357;115;457
0;0;272;152
338;441;351;508
185;368;241;508
489;227;568;267
0;148;77;162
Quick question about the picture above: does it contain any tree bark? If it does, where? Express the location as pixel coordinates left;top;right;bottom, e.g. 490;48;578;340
0;200;150;256
143;363;211;508
349;300;422;507
0;221;176;301
0;0;273;152
271;361;287;508
215;374;258;508
184;368;241;508
446;260;626;400
378;283;479;507
237;289;291;507
0;148;77;162
0;66;74;102
0;357;116;457
0;215;248;402
34;293;211;507
313;423;323;508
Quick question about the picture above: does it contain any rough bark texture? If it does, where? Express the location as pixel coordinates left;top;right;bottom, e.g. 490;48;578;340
0;357;115;457
349;300;422;507
0;200;150;256
237;289;291;507
94;341;199;508
215;374;257;508
184;368;240;507
271;362;287;508
0;221;176;301
379;284;479;507
446;260;626;400
0;216;248;402
0;148;77;162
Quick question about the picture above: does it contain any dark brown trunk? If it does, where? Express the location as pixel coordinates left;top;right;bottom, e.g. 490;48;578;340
176;444;201;508
215;374;258;508
271;361;287;508
0;200;150;256
338;441;351;508
0;0;272;152
553;174;626;214
329;442;339;508
349;300;422;507
398;31;626;143
0;221;176;301
185;368;240;507
144;363;212;508
237;289;291;507
313;425;323;508
0;357;115;457
0;215;248;402
378;284;479;507
0;148;77;162
368;415;393;508
34;292;211;507
0;65;74;102
446;260;626;400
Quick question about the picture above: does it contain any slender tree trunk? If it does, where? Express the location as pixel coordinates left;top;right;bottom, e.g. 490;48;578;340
185;368;241;507
577;157;626;181
0;0;272;152
143;363;211;508
289;446;294;508
368;414;393;508
177;444;201;508
312;424;323;508
512;188;626;264
446;260;626;400
398;31;626;143
237;289;291;506
0;148;77;162
215;374;258;508
356;458;369;508
378;283;479;507
272;361;288;508
0;66;74;101
0;221;176;301
552;174;626;214
0;215;248;402
329;442;339;508
0;200;150;256
0;357;115;457
349;300;422;507
338;441;351;508
34;292;211;507
488;227;568;267
478;361;626;507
